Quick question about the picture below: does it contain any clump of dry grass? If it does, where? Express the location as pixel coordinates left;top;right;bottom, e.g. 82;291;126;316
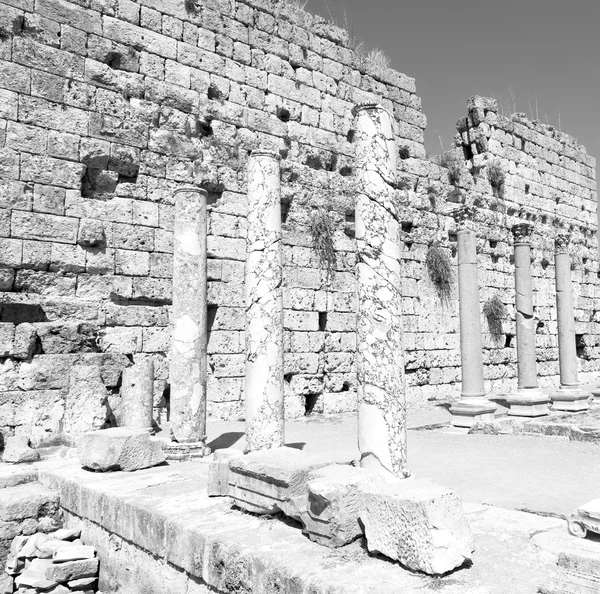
426;243;453;304
487;159;506;198
483;294;506;336
366;47;390;69
440;153;462;187
310;208;336;281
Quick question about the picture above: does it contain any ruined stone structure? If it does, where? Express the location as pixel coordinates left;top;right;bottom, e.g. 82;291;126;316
0;0;597;445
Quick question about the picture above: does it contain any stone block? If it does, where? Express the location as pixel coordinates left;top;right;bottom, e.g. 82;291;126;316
358;478;474;575
228;447;332;519
77;427;166;472
207;448;243;497
15;557;55;590
1;436;40;464
53;544;95;563
300;464;390;548
46;558;99;584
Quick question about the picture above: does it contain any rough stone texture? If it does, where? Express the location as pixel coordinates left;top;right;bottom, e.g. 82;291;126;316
300;463;390;548
354;104;409;479
1;435;40;464
207;448;243;497
170;187;208;446
0;0;596;439
358;478;474;575
228;446;332;519
244;152;284;452
77;427;166;472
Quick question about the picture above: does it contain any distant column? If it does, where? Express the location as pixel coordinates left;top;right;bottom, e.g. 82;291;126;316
353;103;410;479
506;223;549;417
551;232;590;411
121;360;154;433
169;186;210;456
244;151;284;453
449;206;496;427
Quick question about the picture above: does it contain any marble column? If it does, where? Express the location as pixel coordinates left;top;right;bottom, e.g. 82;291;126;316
170;186;210;455
353;103;410;479
506;223;550;416
449;206;496;427
121;360;154;432
551;232;590;411
245;151;284;453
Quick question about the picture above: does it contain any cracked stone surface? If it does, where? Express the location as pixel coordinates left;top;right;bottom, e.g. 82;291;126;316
244;152;284;453
353;104;409;479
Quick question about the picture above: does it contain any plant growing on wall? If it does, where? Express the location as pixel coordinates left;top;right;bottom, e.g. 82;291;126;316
426;243;454;304
440;153;462;188
184;0;197;14
487;160;506;198
366;48;390;69
310;207;336;282
483;294;507;338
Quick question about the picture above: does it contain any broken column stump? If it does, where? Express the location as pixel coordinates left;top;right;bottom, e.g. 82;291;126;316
228;446;332;519
358;478;474;575
120;359;155;433
77;427;165;472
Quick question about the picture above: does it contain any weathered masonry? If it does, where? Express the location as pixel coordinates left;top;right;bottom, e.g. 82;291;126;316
0;0;597;446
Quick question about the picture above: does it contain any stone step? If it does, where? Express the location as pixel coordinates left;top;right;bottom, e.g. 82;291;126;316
0;482;59;524
0;463;38;490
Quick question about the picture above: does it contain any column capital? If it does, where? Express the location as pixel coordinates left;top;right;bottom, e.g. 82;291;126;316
555;232;571;254
450;205;478;231
351;102;385;117
511;222;534;245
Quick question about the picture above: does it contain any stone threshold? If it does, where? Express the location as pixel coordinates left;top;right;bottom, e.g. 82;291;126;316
0;454;561;593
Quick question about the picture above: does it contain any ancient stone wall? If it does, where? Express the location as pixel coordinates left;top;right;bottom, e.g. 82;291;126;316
0;0;425;444
0;0;597;444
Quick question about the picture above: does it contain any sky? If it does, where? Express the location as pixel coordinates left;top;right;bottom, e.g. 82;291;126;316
303;0;600;163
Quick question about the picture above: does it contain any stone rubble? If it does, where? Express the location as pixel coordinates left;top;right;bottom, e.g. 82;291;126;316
0;438;39;465
2;527;100;594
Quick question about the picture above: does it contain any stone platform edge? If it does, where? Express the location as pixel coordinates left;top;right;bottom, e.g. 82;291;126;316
20;456;569;594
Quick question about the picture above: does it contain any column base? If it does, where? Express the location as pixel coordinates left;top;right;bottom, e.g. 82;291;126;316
506;388;550;417
450;399;497;428
550;387;591;412
163;440;212;462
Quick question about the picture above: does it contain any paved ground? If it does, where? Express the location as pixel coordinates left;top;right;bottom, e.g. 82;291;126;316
206;404;600;518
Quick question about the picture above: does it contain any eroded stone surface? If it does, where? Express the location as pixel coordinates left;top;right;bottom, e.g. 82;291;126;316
77;427;165;472
300;463;395;547
120;360;154;432
1;436;40;464
229;446;332;518
359;478;474;575
244;152;284;453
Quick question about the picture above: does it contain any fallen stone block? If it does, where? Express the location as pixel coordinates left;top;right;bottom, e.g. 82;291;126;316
301;464;393;548
46;558;99;584
228;447;332;519
77;428;166;472
53;544;95;563
51;528;81;542
15;557;55;590
359;478;474;575
1;436;40;464
67;576;96;590
207;449;243;497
